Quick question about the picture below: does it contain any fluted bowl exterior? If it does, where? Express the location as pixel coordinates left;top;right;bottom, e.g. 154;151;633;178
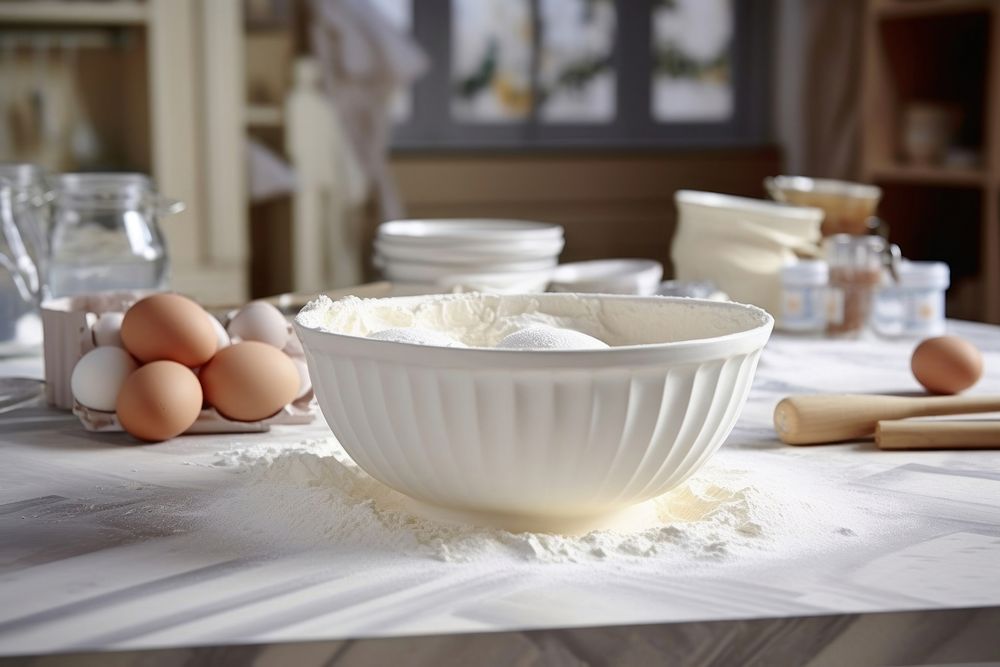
294;294;772;521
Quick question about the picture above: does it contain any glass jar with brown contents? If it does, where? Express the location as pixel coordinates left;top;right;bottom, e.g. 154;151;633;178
824;235;898;336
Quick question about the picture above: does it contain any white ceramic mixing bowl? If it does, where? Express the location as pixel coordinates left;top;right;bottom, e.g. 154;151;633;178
294;293;772;530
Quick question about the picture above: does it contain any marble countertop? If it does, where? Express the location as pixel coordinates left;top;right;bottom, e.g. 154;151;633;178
2;322;1000;662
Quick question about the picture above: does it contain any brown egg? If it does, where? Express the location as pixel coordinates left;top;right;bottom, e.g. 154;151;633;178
121;293;217;367
200;341;300;422
911;335;983;395
116;361;203;442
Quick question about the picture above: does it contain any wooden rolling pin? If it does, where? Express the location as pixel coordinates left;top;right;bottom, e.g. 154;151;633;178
876;420;1000;450
773;394;1000;445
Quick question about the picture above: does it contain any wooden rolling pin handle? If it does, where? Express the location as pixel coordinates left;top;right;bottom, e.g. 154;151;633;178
876;420;1000;450
774;394;1000;445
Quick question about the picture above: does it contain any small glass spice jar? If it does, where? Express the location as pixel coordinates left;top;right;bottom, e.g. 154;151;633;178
779;260;829;334
824;234;897;337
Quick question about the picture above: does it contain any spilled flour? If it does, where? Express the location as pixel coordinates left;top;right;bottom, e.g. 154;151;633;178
204;438;873;565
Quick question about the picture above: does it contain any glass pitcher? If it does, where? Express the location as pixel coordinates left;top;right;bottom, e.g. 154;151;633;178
47;173;183;298
0;178;43;355
0;164;51;282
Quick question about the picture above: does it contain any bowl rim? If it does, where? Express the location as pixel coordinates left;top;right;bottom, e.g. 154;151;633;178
378;256;559;275
766;175;883;200
378;219;565;243
549;259;663;288
675;189;825;221
374;237;565;262
294;293;774;369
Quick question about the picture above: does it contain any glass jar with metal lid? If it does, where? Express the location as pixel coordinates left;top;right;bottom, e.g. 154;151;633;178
47;173;183;298
824;234;900;337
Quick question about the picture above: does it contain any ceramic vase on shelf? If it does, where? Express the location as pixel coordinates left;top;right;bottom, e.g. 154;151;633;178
901;102;961;166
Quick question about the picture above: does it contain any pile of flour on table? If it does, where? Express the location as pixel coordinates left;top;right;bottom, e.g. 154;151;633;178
205;438;872;565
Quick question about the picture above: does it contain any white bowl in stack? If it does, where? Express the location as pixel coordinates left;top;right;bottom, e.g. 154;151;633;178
375;219;565;292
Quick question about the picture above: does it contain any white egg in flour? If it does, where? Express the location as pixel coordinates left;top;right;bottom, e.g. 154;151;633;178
71;347;139;411
367;328;466;347
496;325;608;350
92;312;125;348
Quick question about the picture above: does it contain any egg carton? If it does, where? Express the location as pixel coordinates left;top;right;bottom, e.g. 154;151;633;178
73;395;315;434
42;291;147;410
41;290;316;434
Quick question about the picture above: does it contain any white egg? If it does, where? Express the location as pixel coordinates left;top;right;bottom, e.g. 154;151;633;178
70;347;139;412
92;312;125;348
227;301;289;349
290;356;312;399
496;325;609;350
283;332;305;358
207;312;230;350
367;327;467;347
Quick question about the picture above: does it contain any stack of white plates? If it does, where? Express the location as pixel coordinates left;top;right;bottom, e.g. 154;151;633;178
374;219;565;292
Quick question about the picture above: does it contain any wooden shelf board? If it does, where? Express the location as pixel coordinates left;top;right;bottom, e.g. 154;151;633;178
869;164;988;187
874;0;995;19
0;1;147;25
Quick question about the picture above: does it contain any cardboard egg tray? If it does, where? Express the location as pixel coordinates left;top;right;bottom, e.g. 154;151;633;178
41;291;316;435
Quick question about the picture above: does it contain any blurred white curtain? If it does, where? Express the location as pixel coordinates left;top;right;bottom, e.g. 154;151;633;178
308;0;428;221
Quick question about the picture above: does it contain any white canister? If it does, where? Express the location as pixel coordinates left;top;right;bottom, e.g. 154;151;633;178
873;261;949;338
672;190;824;317
779;260;829;333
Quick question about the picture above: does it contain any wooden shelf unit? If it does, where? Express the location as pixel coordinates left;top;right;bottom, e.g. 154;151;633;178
861;0;1000;323
0;0;248;306
869;164;988;187
0;1;148;25
874;0;996;19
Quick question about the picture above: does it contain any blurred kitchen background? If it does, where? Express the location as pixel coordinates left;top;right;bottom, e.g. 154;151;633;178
0;0;995;322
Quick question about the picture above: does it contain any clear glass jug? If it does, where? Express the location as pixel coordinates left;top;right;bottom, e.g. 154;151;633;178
47;173;183;298
0;178;44;355
0;164;51;282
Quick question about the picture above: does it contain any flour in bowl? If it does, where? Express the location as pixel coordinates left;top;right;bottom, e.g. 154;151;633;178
206;438;873;565
295;292;770;348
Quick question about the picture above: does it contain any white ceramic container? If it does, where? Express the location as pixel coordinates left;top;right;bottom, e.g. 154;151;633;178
672;190;824;317
295;292;773;530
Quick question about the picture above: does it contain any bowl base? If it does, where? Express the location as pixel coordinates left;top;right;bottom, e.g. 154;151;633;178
400;495;661;536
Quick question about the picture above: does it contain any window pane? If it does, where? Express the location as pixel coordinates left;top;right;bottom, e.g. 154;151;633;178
538;0;616;123
651;0;733;122
451;0;533;123
370;0;414;122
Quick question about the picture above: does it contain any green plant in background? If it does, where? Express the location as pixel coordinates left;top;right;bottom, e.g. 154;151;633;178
652;0;731;83
654;46;729;82
537;54;612;106
540;0;614;102
456;40;498;99
455;0;614;104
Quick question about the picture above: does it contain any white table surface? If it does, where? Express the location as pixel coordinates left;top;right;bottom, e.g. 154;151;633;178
2;322;1000;660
